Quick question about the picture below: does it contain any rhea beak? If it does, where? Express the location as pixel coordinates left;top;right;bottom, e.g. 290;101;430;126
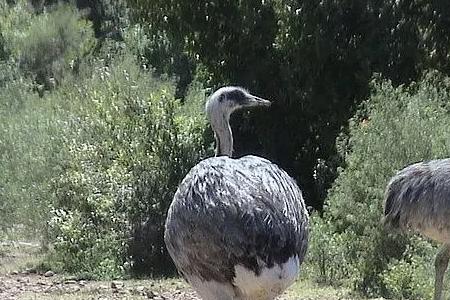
246;95;271;107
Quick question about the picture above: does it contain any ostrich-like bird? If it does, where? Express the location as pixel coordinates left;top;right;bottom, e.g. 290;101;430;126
164;87;309;300
383;159;450;300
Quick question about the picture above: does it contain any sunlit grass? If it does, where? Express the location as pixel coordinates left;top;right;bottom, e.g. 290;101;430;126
0;240;42;275
285;279;368;300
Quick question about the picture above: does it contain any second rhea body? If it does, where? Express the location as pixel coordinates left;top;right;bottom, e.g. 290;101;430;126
384;159;450;300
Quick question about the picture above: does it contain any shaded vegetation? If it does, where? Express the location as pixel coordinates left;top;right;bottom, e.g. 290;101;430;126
127;0;450;208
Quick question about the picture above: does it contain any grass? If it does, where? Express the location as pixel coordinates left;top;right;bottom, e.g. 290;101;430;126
285;280;369;300
0;240;43;275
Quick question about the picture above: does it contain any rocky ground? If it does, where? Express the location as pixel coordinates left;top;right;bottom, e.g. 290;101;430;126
0;271;295;300
0;271;202;300
0;240;365;300
0;270;364;300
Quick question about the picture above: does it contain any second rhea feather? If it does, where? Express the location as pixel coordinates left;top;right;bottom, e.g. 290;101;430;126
164;87;309;300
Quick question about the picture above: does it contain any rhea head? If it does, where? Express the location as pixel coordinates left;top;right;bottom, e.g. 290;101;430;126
205;86;271;157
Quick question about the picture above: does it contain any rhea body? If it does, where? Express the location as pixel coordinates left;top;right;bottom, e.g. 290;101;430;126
164;87;309;300
383;159;450;300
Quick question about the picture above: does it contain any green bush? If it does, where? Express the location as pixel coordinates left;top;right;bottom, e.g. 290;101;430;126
0;0;34;50
2;1;95;90
381;238;435;299
122;23;196;98
307;71;450;297
0;1;99;241
0;78;64;238
47;52;208;278
305;215;359;286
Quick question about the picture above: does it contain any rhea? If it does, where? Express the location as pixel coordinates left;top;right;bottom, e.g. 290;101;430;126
383;159;450;300
164;87;309;300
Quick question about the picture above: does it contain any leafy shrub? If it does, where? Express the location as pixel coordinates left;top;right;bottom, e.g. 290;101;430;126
0;0;34;51
3;1;95;90
47;52;208;278
307;71;450;297
305;215;360;286
381;238;435;299
122;23;196;98
0;77;64;238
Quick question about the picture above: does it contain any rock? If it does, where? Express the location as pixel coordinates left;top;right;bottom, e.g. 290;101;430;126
64;280;77;285
44;271;55;277
145;290;157;298
16;278;28;283
25;267;36;274
111;281;124;289
136;286;145;291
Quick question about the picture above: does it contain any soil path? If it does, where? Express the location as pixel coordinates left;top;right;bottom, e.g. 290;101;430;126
0;241;202;300
0;241;349;300
0;272;202;300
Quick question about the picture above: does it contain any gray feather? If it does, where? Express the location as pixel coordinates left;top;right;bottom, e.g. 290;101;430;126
164;155;309;283
383;159;450;242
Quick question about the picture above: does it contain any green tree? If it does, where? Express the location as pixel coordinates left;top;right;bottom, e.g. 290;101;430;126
126;0;450;209
30;0;129;39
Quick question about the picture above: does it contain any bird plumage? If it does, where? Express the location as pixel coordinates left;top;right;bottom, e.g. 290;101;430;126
383;159;450;242
165;156;308;299
383;158;450;300
165;155;309;278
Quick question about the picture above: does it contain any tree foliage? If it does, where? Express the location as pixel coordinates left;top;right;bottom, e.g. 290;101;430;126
1;1;95;90
126;0;450;209
0;1;208;276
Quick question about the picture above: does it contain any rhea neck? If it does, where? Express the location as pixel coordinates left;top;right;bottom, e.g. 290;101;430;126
209;106;234;157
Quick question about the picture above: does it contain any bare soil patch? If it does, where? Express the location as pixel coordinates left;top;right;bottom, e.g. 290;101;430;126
0;240;370;300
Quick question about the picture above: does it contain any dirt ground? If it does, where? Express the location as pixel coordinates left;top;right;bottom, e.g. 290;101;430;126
0;271;357;300
0;241;365;300
0;241;201;300
0;272;203;300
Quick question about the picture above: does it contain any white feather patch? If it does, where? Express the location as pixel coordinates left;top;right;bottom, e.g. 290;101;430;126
233;255;300;299
185;256;300;300
187;275;236;300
